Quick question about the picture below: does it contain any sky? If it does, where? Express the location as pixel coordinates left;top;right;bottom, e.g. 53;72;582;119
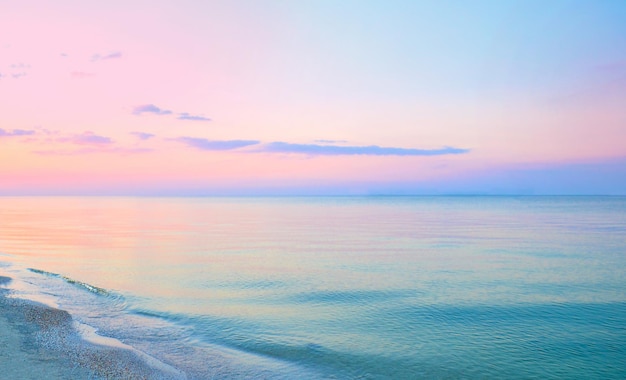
1;0;625;195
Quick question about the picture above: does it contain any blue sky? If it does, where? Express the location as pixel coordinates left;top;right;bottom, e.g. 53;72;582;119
1;0;625;195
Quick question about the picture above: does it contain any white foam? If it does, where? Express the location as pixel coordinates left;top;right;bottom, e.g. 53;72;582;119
0;264;61;308
73;320;188;379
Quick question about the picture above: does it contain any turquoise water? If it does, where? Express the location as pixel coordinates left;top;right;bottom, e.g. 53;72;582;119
1;196;625;378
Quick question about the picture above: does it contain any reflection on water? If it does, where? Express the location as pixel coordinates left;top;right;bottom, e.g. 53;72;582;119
1;196;625;378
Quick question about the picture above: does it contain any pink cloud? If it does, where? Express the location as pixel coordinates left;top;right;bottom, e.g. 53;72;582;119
132;104;172;116
131;131;156;140
56;132;113;146
33;147;153;155
0;128;36;137
91;51;122;62
177;113;211;121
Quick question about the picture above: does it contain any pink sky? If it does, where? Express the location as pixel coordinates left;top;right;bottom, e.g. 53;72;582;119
2;1;626;195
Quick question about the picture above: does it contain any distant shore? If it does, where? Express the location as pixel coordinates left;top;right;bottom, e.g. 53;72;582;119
0;275;184;380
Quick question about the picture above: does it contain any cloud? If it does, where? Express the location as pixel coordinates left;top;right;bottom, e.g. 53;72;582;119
176;137;260;151
132;104;173;116
177;113;211;121
34;147;153;156
0;62;31;79
0;128;36;137
259;142;470;156
91;51;122;62
172;136;469;156
315;139;348;144
131;105;211;121
131;132;156;140
27;131;150;155
6;129;117;147
64;132;113;145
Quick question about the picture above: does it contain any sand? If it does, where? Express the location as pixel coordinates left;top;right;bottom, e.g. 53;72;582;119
0;275;186;379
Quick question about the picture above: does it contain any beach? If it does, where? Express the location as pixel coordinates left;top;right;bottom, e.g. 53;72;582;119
0;275;184;380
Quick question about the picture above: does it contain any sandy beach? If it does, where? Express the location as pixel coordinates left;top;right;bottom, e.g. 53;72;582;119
0;275;184;380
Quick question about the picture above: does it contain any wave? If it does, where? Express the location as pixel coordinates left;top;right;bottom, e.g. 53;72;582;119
127;306;420;378
27;267;61;277
131;308;187;323
27;267;113;297
289;289;416;304
0;285;186;379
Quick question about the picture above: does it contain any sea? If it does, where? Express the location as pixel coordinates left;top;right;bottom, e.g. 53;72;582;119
0;196;625;379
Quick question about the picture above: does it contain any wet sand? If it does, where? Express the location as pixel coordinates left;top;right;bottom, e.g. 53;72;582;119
0;275;185;379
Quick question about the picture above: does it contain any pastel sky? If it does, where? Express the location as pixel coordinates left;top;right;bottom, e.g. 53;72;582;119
1;0;625;195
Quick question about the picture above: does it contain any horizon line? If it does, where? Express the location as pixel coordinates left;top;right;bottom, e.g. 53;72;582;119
0;193;624;198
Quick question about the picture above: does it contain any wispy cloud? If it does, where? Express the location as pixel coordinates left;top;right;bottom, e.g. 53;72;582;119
91;51;122;62
0;128;36;137
0;62;31;80
132;105;211;121
259;142;470;156
176;137;260;151
177;113;211;122
132;104;173;116
26;130;149;155
13;128;113;146
131;131;156;140
34;147;153;156
314;139;348;144
61;132;113;145
173;136;469;157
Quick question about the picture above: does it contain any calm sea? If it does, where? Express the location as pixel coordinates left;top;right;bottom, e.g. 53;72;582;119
1;196;625;378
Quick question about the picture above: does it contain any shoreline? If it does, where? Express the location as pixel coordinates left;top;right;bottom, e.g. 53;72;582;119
0;275;186;380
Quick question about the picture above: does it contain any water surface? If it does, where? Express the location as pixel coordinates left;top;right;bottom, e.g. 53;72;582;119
1;196;625;378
